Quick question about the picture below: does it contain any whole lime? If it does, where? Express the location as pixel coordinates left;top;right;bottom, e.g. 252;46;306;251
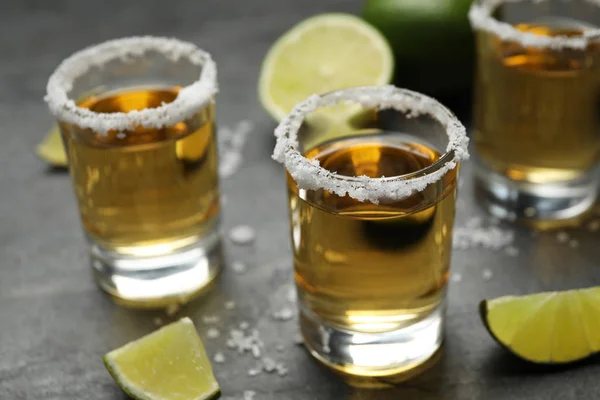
362;0;474;96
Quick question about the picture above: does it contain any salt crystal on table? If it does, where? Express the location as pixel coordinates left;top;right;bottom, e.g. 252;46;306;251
232;261;247;274
213;352;225;363
272;307;294;321
276;363;288;376
244;390;256;400
229;225;256;245
202;315;220;324
556;231;569;243
225;301;236;310
165;303;180;317
587;220;600;232
207;328;220;339
482;269;493;281
262;357;277;373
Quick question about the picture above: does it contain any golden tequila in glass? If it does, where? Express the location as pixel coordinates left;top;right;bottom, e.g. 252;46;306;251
470;0;600;223
66;86;219;254
45;37;221;307
290;134;457;334
274;86;468;377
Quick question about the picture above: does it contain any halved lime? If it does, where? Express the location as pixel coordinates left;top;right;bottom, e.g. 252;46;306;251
481;287;600;364
36;125;67;167
362;0;474;95
103;317;220;400
258;13;394;121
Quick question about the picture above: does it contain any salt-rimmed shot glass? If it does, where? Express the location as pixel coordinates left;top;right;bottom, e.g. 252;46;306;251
469;0;600;225
273;86;469;378
45;37;221;307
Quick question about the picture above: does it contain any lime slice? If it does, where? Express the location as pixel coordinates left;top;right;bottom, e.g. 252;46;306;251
36;125;67;167
103;317;220;400
481;287;600;364
258;13;394;121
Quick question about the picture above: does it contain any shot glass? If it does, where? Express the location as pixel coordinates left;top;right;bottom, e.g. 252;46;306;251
45;37;221;307
470;0;600;224
273;86;468;377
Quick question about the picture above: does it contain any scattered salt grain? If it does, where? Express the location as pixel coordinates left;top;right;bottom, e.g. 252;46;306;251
247;367;261;377
453;217;514;251
219;120;254;178
588;220;600;232
229;225;256;245
207;328;220;339
153;317;163;326
286;286;297;302
240;321;250;330
165;303;180;317
276;363;288;377
569;239;580;249
243;390;256;400
227;328;263;355
482;269;493;281
202;315;220;324
556;231;569;243
251;344;261;358
232;261;247;274
276;344;285;352
225;301;236;310
262;357;277;373
213;352;225;363
451;273;462;283
272;307;294;321
505;246;519;257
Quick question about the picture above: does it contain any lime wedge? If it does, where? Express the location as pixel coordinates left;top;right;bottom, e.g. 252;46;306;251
481;287;600;364
36;125;67;167
103;317;220;400
258;13;394;121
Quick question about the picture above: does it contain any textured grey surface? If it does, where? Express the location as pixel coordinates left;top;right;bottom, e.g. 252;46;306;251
2;1;600;399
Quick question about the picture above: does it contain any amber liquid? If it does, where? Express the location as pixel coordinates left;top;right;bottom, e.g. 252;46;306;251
288;133;457;333
60;86;219;256
474;19;600;183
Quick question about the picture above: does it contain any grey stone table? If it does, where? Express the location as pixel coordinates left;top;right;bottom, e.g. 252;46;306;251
2;1;600;399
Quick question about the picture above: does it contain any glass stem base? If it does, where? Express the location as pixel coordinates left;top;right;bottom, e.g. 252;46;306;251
474;159;598;225
91;229;222;308
300;304;444;378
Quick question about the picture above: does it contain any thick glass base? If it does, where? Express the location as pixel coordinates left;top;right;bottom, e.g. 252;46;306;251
474;160;597;226
300;304;444;378
91;230;222;309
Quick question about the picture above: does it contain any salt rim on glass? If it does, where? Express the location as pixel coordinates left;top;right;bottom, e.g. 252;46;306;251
469;0;600;50
44;36;217;135
272;85;469;204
